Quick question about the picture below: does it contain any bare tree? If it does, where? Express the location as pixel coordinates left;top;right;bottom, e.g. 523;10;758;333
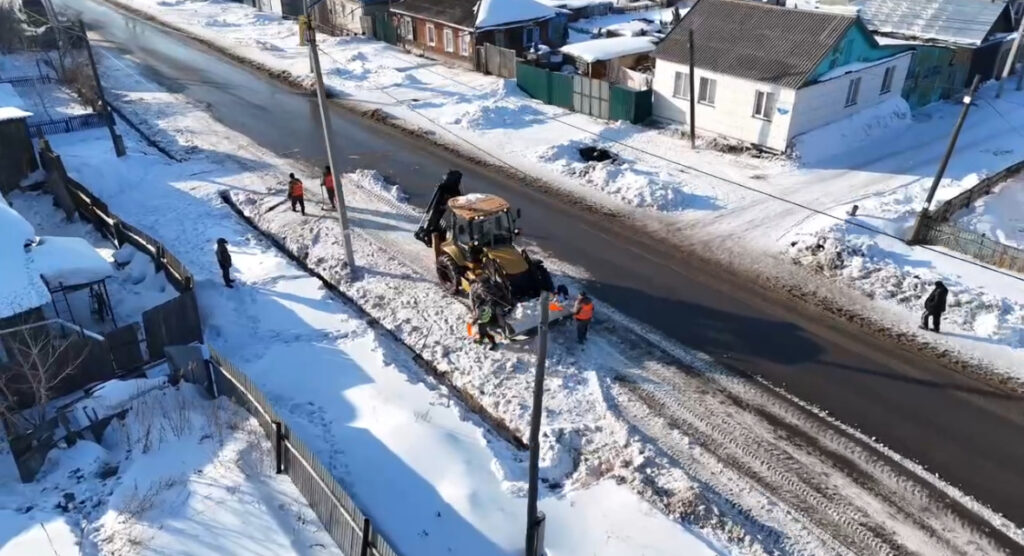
0;322;89;433
61;52;102;111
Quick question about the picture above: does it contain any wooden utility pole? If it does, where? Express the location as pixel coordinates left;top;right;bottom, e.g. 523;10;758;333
525;291;550;556
78;20;125;157
996;14;1024;98
306;14;357;276
909;76;980;243
688;28;696;149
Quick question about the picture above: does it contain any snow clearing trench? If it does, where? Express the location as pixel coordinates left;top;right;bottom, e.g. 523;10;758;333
59;33;1024;554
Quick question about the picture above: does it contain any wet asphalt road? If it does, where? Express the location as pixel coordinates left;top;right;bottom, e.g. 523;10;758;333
65;0;1024;528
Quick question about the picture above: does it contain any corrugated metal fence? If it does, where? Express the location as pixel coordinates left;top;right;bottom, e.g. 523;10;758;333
193;348;401;556
516;61;652;124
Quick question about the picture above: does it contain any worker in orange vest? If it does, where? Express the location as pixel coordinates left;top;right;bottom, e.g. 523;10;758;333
288;173;305;215
573;291;594;345
322;165;336;210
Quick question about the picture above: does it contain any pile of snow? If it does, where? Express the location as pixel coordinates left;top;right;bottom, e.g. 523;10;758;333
441;80;551;130
0;379;340;555
560;36;657;63
476;0;559;30
791;96;911;164
28;235;114;286
953;173;1024;249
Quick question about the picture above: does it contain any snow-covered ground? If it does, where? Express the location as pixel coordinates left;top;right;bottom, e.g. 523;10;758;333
9;61;738;556
87;0;1024;381
953;170;1024;249
0;376;341;555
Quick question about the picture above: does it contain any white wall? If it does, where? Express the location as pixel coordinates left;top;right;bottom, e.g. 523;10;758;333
652;59;797;151
789;52;912;140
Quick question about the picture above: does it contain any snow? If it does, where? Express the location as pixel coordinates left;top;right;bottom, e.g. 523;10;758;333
790;96;911;163
604;18;662;37
28;236;114;287
476;0;559;30
0;378;341;556
814;51;911;82
0;82;33;121
0;197;49;320
560;36;657;62
953;172;1024;249
567;8;675;43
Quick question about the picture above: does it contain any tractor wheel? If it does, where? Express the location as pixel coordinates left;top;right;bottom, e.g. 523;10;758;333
531;260;555;293
436;255;462;295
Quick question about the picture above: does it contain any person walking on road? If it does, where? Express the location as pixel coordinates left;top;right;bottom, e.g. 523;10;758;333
288;173;305;215
920;281;948;332
573;291;594;345
215;238;235;288
322;165;336;210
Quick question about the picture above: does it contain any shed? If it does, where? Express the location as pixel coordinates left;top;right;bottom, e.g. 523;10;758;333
0;83;38;195
561;36;657;80
29;236;117;328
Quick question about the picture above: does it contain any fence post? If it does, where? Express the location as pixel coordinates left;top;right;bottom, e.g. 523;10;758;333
274;421;284;474
359;518;372;556
154;245;166;272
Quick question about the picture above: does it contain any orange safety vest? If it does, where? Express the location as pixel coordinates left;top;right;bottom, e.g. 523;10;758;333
575;300;593;321
324;174;335;191
289;179;304;197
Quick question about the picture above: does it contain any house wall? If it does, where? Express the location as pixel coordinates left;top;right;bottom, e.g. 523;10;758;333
652;59;797;151
810;23;912;81
477;18;563;56
898;45;962;109
317;0;387;34
790;51;912;139
393;14;476;66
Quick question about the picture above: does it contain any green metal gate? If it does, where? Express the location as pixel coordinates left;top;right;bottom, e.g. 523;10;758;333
371;13;397;45
516;61;650;123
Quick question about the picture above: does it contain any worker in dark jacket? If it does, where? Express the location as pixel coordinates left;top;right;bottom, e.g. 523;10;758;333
920;281;948;332
215;238;234;288
573;291;594;344
322;165;336;210
288;173;305;215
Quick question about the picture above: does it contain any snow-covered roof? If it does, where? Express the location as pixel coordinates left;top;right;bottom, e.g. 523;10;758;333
0;200;49;320
605;18;662;37
813;50;911;81
859;0;1009;47
536;0;609;9
0;83;33;123
476;0;559;30
29;236;113;288
561;36;657;62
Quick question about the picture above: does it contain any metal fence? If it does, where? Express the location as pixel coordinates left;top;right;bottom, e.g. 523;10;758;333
917;218;1024;274
478;44;518;79
193;348;401;556
516;61;652;123
28;113;109;137
1;74;56;86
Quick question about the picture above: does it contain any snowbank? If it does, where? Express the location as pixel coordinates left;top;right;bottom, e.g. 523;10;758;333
953;173;1024;249
560;36;657;62
790;96;911;163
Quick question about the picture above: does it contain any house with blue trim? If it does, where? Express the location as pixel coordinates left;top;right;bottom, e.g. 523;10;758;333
652;0;915;152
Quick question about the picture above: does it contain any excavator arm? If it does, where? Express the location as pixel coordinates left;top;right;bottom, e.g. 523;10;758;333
414;170;463;247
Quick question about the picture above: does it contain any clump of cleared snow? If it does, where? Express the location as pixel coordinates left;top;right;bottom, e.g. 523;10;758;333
791;96;911;164
345;169;409;204
440;80;551;130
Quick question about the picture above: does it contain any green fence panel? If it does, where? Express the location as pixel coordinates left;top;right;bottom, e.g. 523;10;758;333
516;62;552;103
609;85;652;124
551;72;574;109
633;88;652;123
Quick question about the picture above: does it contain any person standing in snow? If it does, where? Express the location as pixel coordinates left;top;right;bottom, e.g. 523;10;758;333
322;165;336;210
288;173;305;215
573;291;594;345
472;302;499;351
215;238;235;288
920;281;948;332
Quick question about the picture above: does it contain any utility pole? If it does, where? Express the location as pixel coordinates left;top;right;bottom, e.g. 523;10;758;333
78;20;126;157
996;14;1024;98
524;291;550;556
909;75;980;243
306;4;357;276
688;28;696;149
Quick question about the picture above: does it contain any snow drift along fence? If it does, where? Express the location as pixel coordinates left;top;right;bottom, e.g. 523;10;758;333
928;161;1024;223
195;348;401;556
916;218;1024;274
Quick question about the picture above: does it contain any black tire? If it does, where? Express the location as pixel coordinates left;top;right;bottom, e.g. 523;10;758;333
531;260;554;293
436;254;461;295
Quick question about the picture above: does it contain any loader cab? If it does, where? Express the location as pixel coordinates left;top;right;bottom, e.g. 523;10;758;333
446;194;519;263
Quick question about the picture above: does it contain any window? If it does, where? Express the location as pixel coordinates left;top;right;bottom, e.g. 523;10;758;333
460;33;471;56
673;71;690;99
400;17;414;41
753;90;775;120
698;76;716;106
443;28;454;53
426;23;436;46
845;76;861;106
880;66;895;94
523;26;540;47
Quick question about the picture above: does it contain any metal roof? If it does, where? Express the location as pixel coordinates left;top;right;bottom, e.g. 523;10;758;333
391;0;477;30
858;0;1009;47
654;0;856;89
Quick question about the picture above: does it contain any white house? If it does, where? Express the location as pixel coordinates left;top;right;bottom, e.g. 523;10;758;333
651;0;913;152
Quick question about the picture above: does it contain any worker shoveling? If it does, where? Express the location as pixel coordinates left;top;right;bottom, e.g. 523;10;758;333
414;170;572;341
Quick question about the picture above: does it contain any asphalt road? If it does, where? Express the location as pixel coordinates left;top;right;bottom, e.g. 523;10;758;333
66;0;1024;529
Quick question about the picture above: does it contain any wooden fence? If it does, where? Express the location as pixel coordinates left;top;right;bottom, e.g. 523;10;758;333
929;161;1024;222
185;348;402;556
916;218;1024;274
